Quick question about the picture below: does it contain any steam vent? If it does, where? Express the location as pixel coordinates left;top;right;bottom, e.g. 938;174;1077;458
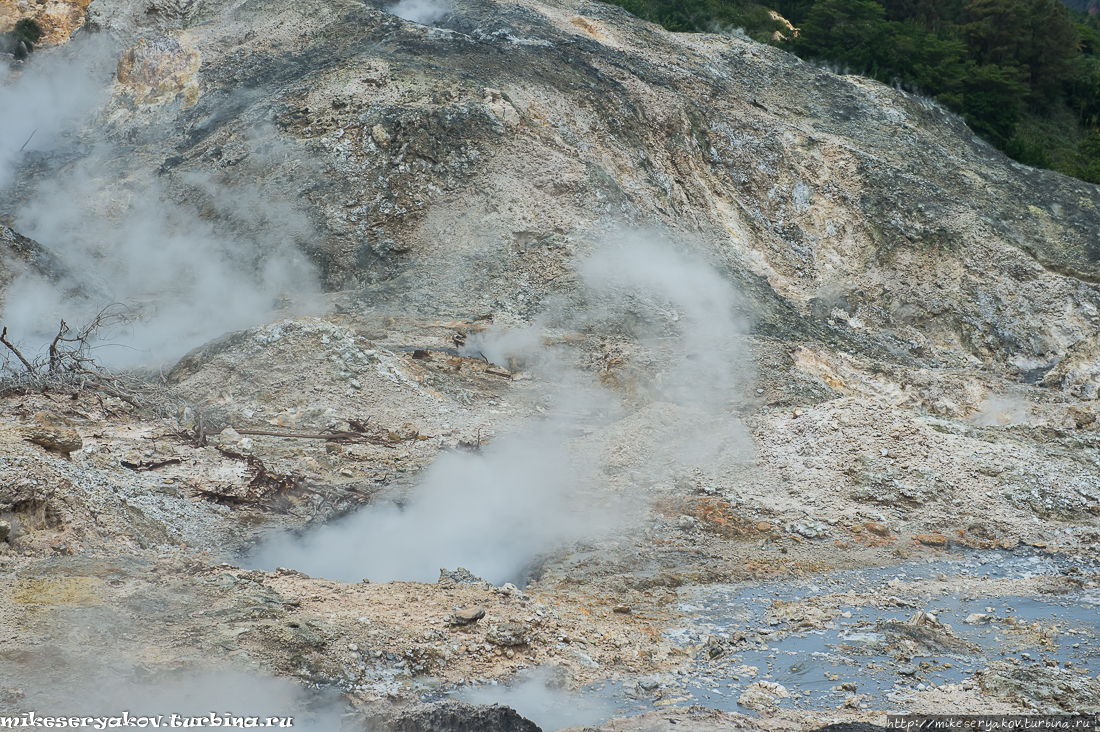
3;0;1100;726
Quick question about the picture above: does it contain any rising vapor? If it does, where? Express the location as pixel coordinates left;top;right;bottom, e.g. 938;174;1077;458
0;39;320;368
250;233;753;586
388;0;451;25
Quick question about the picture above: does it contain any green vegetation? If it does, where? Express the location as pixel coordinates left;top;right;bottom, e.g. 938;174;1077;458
601;0;1100;183
2;18;43;59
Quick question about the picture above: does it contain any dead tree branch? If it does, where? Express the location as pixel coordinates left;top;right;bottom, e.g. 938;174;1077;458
0;306;153;409
48;320;68;372
0;327;34;372
233;427;399;447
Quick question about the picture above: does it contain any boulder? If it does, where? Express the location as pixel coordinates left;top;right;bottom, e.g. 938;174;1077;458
375;701;541;732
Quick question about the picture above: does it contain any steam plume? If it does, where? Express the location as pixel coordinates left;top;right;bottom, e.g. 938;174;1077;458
459;668;620;730
11;668;345;730
0;40;319;368
250;233;753;585
388;0;450;25
252;425;609;585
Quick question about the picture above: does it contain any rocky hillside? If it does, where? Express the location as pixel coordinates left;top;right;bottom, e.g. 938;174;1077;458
3;0;1100;367
2;0;1100;727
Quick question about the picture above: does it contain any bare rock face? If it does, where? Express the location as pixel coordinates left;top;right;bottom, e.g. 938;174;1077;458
115;35;201;106
7;0;1100;380
0;226;69;303
1043;336;1100;399
4;0;1100;727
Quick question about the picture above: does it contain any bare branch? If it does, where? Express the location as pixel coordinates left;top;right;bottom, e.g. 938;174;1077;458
48;320;68;372
0;327;34;372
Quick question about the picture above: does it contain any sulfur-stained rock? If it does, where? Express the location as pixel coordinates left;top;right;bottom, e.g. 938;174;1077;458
22;425;82;455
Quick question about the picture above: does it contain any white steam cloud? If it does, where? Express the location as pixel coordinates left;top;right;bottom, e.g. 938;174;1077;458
0;37;113;191
458;668;620;730
13;668;345;730
388;0;451;25
580;238;749;412
251;234;752;586
0;39;320;368
253;426;611;585
971;394;1032;426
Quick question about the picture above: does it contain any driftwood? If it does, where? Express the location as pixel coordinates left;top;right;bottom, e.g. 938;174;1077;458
235;429;354;440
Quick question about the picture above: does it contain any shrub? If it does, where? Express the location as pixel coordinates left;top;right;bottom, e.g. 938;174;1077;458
2;18;43;59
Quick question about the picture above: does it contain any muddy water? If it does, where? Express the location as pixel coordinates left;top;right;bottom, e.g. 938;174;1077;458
463;548;1100;725
653;548;1100;713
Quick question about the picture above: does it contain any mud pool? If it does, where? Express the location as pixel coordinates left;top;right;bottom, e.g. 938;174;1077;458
456;548;1100;724
652;549;1100;713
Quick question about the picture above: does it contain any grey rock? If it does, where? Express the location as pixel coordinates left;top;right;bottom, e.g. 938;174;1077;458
792;519;829;539
450;607;486;626
486;622;532;646
371;700;541;732
438;568;487;586
215;427;241;445
978;661;1100;714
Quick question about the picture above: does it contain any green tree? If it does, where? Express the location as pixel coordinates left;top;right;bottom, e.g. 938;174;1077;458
1016;0;1079;106
1075;129;1100;182
792;0;890;70
597;0;1100;183
959;63;1028;145
962;0;1026;66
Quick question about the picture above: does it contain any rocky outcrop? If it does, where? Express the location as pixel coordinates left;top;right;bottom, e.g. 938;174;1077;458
1044;336;1100;399
20;412;83;454
371;701;542;732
